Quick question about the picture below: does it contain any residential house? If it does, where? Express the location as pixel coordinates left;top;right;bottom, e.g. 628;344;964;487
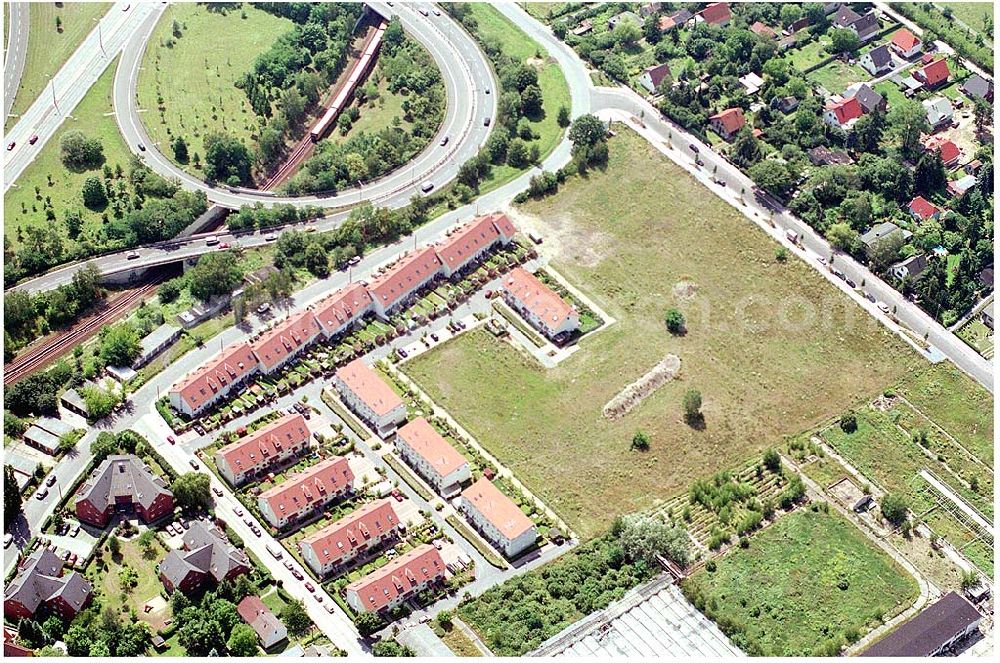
787;17;811;33
4;626;34;657
860;44;893;76
948;174;977;197
159;521;250;594
639;3;663;19
367;246;444;319
808;146;853;166
708;107;746;140
772;96;800;113
333;359;407;438
860;222;912;253
639;63;672;94
860;592;981;657
60;389;88;418
132;324;182;370
257;457;355;530
823;96;863;129
739;72;765;96
570;19;592;37
915;59;951;89
848;12;881;43
500;267;580;342
979;264;994;291
250;310;323;375
345;544;445;614
607;11;641;31
75;455;174;528
4;549;92;620
395;417;471;497
169;343;260;417
237;596;287;650
960;73;993;102
908;196;941;222
298;499;401;578
923;96;954;128
696;2;731;27
460;477;538;559
435;212;516;278
657;9;693;32
750;22;777;39
845;83;887;114
831;5;861;28
889;254;929;282
312;283;373;340
213;413;312;487
923;135;961;168
981;302;993;330
890;28;922;59
21;426;60;456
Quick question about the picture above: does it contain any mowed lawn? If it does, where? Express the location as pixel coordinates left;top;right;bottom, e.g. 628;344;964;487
5;2;111;129
681;510;919;656
404;130;919;537
4;57;132;251
136;3;293;175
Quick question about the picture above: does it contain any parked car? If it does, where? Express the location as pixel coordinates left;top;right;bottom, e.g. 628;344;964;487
291;568;303;580
28;135;38;145
348;256;361;266
391;489;404;502
305;582;315;593
35;488;48;501
864;292;876;303
845;278;857;288
243;516;254;527
314;594;323;603
167;435;176;445
218;242;230;250
45;474;57;487
4;534;13;548
877;302;890;313
212;486;223;497
325;603;336;613
68;553;78;566
396;347;408;359
70;525;80;537
430;333;439;342
233;507;244;517
189;459;199;469
433;539;443;550
250;526;261;537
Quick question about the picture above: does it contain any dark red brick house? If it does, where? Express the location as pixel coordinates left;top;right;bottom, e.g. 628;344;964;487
75;455;174;528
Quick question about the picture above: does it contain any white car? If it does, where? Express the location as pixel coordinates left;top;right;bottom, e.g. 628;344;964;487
4;534;13;548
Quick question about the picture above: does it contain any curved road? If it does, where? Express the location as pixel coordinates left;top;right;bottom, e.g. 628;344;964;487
3;1;29;121
114;1;495;209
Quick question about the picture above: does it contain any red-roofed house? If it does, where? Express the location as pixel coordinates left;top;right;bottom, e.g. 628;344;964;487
823;97;863;129
435;213;516;278
214;414;311;486
345;544;445;614
708;108;745;140
395;417;470;496
890;28;922;59
923;136;962;168
639;62;672;94
460;477;538;558
298;499;401;577
257;457;355;529
169;343;260;417
750;21;777;39
313;283;373;340
696;2;730;27
908;196;942;222
501;268;580;342
250;310;323;374
367;246;444;318
334;359;407;438
237;595;287;649
915;59;950;88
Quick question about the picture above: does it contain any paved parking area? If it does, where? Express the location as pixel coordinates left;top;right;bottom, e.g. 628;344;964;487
347;453;379;488
395;623;454;657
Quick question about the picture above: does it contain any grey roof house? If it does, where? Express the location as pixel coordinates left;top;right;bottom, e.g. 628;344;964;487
4;548;93;620
846;83;887;114
860;44;893;76
849;12;881;43
75;455;174;527
889;254;929;282
159;521;251;594
860;222;912;250
961;73;994;102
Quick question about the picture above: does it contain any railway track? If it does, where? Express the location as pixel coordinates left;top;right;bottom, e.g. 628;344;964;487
3;274;166;386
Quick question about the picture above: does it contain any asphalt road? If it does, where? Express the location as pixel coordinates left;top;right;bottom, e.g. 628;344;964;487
2;1;149;188
3;1;29;121
113;1;495;209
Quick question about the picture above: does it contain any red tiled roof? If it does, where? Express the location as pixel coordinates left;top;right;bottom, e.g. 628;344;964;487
920;59;950;87
698;2;730;25
313;283;373;336
250;310;322;372
891;28;921;52
368;246;442;310
436;213;515;273
300;499;399;566
216;413;310;476
924;136;961;165
709;107;746;135
396;417;468;479
259;457;354;520
750;21;776;38
501;268;576;333
644;63;672;89
826;96;863;125
171;343;259;413
346;544;444;612
335;359;403;417
462;477;535;541
909;196;940;220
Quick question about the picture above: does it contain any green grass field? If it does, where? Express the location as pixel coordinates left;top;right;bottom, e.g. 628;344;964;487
4;56;132;251
136;3;293;177
404;129;919;537
5;3;111;130
88;536;171;632
807;58;868;95
681;509;919;656
939;2;993;36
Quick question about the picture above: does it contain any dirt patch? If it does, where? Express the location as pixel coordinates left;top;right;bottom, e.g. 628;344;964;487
673;281;698;301
603;354;681;420
504;207;612;268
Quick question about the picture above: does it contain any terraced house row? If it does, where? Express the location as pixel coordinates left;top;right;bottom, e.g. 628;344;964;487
298;498;402;578
213;413;312;487
169;213;518;417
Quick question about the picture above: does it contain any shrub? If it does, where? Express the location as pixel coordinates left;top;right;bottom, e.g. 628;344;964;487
664;307;685;334
839;411;857;433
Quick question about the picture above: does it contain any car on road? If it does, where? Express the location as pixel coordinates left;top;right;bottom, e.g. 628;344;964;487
243;516;254;527
218;242;230;250
283;559;294;570
167;435;175;444
45;474;57;487
126;251;140;260
485;88;490;95
29;135;38;145
845;278;857;288
233;506;244;517
212;486;223;497
6;142;14;151
418;8;429;16
4;534;13;548
325;603;336;613
433;8;441;16
35;488;48;501
439;136;449;147
264;233;278;241
137;143;146;152
291;568;303;580
189;459;199;470
123;4;130;10
250;525;261;537
483;117;491;126
314;594;323;602
420;181;434;194
305;582;315;593
267;545;283;560
688;143;699;153
864;292;876;303
205;235;219;246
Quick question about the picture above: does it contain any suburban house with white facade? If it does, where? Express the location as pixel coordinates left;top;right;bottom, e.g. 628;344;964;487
250;310;323;375
435;213;517;278
169;343;260;417
501;267;580;342
367;246;444;319
460;477;538;559
395;417;471;497
333;359;407;438
298;499;401;578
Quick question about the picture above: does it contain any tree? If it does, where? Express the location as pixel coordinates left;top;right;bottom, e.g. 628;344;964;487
914;150;947;194
557;105;570;128
137;529;157;557
355;611;385;637
188;251;243;301
748;160;795;199
304;242;330;278
158;278;182;304
203;132;252;185
227;624;258;656
826;222;859;252
850;109;885;155
108;535;121;557
828;28;861;54
664;307;685;334
506;138;530;168
99;323;141;366
172;472;212;511
81;176;107;209
731;128;762;168
172;136;189;163
881;492;909;526
887;99;930;158
618;513;690;567
18;619;46;648
839;411;858;433
372;640;415;657
177;610;224;656
568;114;607;152
4;465;22;525
763;449;782;473
682;389;702;424
280;599;312;636
92;431;120;463
972;97;991;136
60;131;104;170
631;430;650;451
612;20;641;48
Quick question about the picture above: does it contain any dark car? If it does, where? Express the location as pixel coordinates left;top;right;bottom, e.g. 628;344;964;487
28;135;38;145
845;278;857;288
484;117;491;126
6;142;14;151
688;143;699;153
137;143;146;152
